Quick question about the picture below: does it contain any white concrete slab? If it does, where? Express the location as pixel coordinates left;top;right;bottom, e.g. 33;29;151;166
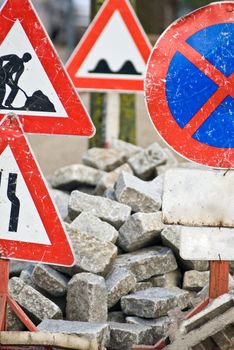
180;227;234;261
163;168;234;227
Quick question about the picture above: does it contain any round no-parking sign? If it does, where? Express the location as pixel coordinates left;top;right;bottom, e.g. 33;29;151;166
145;2;234;168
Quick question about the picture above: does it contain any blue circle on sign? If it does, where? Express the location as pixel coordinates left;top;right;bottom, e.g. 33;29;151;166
166;23;234;148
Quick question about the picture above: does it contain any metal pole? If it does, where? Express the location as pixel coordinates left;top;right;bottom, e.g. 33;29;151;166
0;259;10;331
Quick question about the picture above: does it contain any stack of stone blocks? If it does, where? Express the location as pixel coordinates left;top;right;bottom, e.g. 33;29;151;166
8;140;234;350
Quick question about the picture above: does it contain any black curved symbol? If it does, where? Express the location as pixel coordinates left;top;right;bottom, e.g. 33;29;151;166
7;173;20;232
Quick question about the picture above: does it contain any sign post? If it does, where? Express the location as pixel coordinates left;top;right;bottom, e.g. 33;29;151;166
138;2;234;349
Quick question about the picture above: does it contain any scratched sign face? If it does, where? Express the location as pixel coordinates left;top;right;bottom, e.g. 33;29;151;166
145;2;234;168
0;0;94;136
0;116;74;266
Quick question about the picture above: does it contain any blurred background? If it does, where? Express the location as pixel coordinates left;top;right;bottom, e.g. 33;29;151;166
0;0;217;174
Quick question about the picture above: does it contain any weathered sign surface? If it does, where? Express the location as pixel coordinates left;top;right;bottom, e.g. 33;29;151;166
0;116;74;266
0;0;94;136
145;2;234;168
67;0;152;92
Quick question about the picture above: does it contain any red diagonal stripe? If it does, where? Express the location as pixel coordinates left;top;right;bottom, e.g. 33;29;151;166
183;88;228;136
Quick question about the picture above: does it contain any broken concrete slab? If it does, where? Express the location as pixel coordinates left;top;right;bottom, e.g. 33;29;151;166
128;143;167;180
114;246;178;282
68;190;131;228
121;287;190;318
163;168;234;227
161;226;209;271
105;267;137;308
31;264;69;297
118;212;164;252
50;164;105;190
9;277;62;322
82;148;125;172
115;172;162;213
66;273;108;322
38;319;110;349
71;212;118;244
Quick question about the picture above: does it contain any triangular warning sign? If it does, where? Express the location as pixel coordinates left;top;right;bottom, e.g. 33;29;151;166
0;0;94;136
67;0;152;92
0;116;74;266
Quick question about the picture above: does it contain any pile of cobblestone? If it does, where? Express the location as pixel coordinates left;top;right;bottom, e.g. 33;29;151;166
8;140;234;350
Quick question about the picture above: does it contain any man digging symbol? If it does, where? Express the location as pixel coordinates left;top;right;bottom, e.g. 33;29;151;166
0;52;55;112
0;53;32;108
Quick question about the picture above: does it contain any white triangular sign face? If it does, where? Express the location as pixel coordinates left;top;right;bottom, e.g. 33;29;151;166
67;0;152;92
77;11;146;79
0;20;67;117
0;145;51;245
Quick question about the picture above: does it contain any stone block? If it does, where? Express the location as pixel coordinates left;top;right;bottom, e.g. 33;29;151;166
38;319;110;349
71;212;118;244
68;190;131;228
95;163;133;195
114;246;178;282
105;267;137;308
66;273;107;322
49;189;70;220
82;148;125;171
108;322;153;350
32;264;69;297
110;139;142;160
150;270;182;288
161;226;209;271
121;287;190;318
183;270;210;292
115;172;161;213
126;316;175;343
133;282;153;292
50;164;105;190
163;168;234;227
118;212;164;252
9;277;62;322
55;224;117;277
128;143;167;180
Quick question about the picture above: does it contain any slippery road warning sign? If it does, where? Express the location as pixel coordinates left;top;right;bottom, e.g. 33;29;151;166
0;116;74;266
145;2;234;168
0;0;94;136
67;0;152;92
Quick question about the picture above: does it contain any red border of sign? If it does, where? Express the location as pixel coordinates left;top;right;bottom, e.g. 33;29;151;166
145;1;234;169
0;0;94;136
0;116;74;266
66;0;152;92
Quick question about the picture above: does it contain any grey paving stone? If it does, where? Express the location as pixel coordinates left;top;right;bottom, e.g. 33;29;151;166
9;277;62;322
110;139;143;160
106;267;137;308
66;273;108;322
49;189;70;220
71;212;118;244
95;163;133;195
183;270;210;292
115;171;161;213
38;319;110;349
55;224;117;277
114;246;178;282
128;143;167;180
82;148;125;171
68;190;131;228
118;212;164;252
32;264;69;297
50;164;105;190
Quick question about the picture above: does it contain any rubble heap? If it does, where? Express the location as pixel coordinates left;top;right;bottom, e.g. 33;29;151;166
7;140;234;350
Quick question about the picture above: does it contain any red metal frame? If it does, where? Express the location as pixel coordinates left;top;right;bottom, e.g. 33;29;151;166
132;261;230;349
0;259;38;332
